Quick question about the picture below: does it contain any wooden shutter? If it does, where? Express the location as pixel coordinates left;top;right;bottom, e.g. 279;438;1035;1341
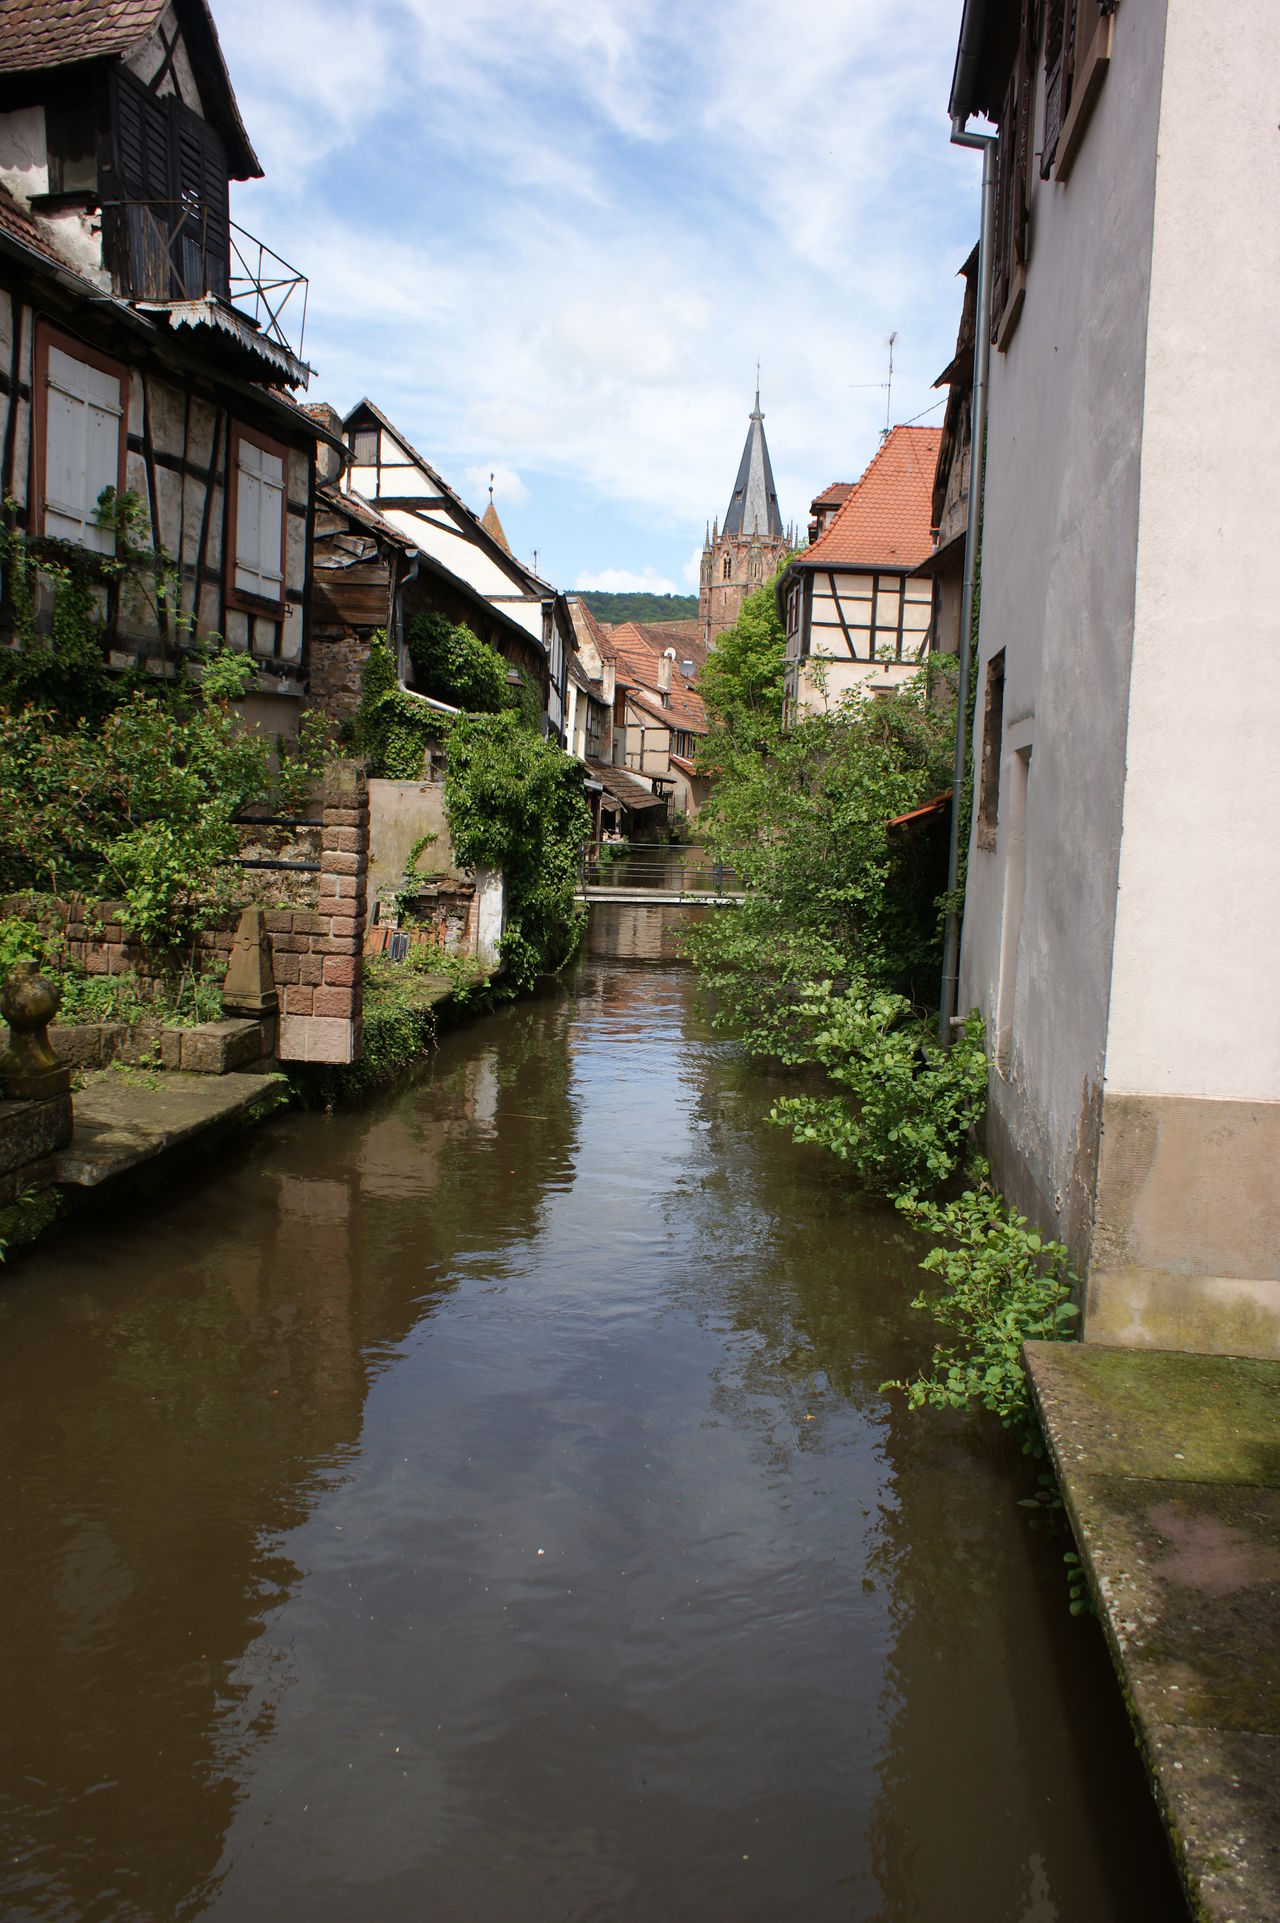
1041;0;1067;177
233;434;286;603
991;65;1016;334
170;102;230;301
112;69;173;298
1012;0;1034;268
42;344;123;553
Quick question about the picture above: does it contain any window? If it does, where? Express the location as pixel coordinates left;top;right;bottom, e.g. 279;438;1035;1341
227;424;288;610
1043;0;1115;183
109;70;230;301
991;0;1034;348
351;426;378;465
722;555;731;580
977;650;1006;851
33;328;128;553
46;103;98;196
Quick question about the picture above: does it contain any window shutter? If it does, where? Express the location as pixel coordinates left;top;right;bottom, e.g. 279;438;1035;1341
112;69;173;298
1060;0;1080;134
991;66;1016;333
1041;0;1066;177
234;437;285;602
1012;0;1034;268
170;103;230;301
43;345;123;553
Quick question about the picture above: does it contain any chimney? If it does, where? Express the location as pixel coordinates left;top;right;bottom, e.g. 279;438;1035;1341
601;658;616;705
308;402;345;484
657;651;673;701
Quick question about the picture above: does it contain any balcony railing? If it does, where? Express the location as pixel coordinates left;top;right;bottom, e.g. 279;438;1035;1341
102;198;309;367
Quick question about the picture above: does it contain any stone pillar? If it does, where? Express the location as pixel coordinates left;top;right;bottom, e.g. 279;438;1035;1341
277;763;368;1065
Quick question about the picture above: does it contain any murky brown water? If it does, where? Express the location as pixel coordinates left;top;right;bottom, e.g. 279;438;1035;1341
1;922;1185;1921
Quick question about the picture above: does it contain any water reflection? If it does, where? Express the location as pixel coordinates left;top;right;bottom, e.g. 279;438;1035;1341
0;949;1183;1922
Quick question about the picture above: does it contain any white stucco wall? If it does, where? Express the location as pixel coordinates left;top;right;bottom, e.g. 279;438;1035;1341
957;0;1169;1243
1103;0;1280;1103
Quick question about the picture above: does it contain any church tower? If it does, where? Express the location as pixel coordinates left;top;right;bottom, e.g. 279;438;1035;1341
699;384;793;645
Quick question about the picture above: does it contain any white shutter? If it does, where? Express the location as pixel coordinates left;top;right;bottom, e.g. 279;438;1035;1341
43;345;122;553
234;436;284;602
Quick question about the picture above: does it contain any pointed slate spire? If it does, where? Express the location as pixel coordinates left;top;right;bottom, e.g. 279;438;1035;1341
722;384;784;541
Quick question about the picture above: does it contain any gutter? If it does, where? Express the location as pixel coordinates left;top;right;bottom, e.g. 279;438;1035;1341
938;108;997;1048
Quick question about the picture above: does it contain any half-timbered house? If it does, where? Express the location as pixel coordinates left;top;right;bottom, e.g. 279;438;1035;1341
0;0;322;738
778;424;941;720
340;400;571;743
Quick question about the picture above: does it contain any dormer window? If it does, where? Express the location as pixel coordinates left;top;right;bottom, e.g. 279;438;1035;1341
109;70;230;302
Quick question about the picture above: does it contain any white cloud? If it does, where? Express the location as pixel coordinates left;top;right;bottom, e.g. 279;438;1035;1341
214;0;977;582
463;463;530;509
682;545;704;589
573;567;682;595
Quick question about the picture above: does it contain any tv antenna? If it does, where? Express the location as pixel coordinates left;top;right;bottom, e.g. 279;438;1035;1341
883;332;897;439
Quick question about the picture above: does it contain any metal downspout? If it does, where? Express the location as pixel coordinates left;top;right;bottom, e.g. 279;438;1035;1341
938;116;997;1047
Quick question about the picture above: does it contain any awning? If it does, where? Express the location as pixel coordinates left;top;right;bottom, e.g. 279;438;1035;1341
585;758;666;811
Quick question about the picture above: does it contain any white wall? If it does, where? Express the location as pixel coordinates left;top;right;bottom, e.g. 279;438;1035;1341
958;0;1169;1246
1104;0;1280;1103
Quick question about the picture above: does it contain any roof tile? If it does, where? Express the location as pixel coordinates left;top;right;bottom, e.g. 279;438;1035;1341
801;426;942;572
0;0;168;73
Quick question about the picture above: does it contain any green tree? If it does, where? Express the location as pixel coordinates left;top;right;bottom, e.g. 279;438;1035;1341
406;612;509;713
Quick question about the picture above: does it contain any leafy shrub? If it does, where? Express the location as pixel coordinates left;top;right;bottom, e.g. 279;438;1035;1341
444;711;590;990
407;612;509;713
355;632;444;778
769;998;987;1194
884;1169;1078;1444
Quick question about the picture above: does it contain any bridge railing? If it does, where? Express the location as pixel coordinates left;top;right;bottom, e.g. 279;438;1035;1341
580;842;739;896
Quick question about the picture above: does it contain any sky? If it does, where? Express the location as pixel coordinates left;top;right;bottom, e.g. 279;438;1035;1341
216;0;982;596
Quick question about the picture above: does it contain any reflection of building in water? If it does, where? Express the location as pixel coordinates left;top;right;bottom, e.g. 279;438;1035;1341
585;903;704;964
0;998;585;1923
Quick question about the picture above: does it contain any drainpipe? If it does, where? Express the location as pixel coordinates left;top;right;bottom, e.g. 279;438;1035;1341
938;113;996;1047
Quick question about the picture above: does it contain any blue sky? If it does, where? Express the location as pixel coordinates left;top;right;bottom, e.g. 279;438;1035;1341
217;0;981;595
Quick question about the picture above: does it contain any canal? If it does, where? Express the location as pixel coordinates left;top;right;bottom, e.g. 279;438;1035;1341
0;924;1186;1921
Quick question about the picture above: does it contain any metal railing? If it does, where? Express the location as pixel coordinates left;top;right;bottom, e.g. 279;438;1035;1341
102;199;309;362
580;841;738;896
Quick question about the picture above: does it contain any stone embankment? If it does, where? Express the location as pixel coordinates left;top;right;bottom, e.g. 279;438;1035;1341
1026;1341;1280;1923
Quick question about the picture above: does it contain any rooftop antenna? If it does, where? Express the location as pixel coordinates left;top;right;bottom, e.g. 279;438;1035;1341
754;358;761;413
882;332;897;440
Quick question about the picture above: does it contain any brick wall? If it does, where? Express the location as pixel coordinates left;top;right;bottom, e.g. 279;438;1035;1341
275;763;369;1065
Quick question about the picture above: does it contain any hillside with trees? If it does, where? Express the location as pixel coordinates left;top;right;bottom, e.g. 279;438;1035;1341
577;591;698;625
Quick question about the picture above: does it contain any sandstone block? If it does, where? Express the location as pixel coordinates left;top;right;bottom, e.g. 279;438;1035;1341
284;984;314;1016
298;954;324;987
322;955;358;987
313;985;356;1019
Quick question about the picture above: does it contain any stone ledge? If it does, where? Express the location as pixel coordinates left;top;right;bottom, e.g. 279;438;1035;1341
52;1071;287;1189
1025;1340;1280;1923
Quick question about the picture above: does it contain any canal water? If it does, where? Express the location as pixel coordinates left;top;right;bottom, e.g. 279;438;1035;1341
0;917;1185;1921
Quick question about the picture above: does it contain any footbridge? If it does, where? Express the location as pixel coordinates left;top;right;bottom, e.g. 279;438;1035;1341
574;844;745;908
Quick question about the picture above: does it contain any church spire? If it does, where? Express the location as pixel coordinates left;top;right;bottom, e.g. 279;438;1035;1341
722;382;783;542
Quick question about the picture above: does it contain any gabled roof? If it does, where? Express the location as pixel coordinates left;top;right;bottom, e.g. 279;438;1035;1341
0;0;261;179
810;482;853;512
723;386;784;541
344;397;553;594
0;179;64;268
798;425;942;572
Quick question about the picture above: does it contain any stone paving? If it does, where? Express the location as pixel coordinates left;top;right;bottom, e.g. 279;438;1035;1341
53;1070;288;1188
1025;1341;1280;1923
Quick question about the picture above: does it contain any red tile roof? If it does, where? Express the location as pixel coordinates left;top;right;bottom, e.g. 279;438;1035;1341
0;179;72;270
0;0;167;69
601;621;707;734
810;481;852;511
801;426;942;572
